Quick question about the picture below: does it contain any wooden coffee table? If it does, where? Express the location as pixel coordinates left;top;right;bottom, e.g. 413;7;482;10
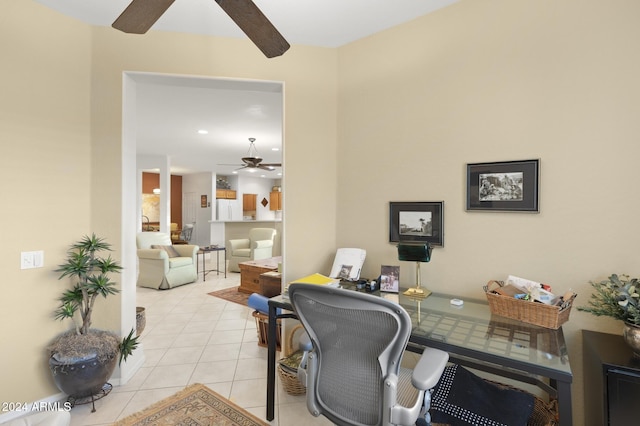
238;256;281;294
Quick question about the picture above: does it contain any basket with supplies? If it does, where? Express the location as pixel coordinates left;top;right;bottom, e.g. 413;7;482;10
484;275;577;329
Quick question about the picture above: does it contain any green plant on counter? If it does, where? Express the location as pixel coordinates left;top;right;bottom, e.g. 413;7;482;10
578;274;640;326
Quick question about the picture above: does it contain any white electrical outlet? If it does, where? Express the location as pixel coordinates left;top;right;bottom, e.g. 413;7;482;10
21;251;44;269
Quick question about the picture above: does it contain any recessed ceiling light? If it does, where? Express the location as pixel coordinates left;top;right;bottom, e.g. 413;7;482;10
197;129;208;135
272;147;279;151
277;172;282;176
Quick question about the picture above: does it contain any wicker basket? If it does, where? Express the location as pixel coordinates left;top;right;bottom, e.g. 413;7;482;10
484;280;575;329
252;310;281;351
277;325;307;395
136;307;146;337
277;358;306;395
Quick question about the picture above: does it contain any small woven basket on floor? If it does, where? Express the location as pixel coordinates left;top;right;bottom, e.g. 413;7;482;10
277;360;306;396
484;280;575;329
252;310;281;351
277;325;307;396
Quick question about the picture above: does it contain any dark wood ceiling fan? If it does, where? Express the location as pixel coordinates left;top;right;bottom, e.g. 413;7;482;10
218;138;282;171
112;0;290;58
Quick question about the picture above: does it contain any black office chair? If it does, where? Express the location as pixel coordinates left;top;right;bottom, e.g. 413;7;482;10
288;283;449;426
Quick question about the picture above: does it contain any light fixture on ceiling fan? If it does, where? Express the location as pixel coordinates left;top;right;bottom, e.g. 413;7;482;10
112;0;290;58
219;138;282;171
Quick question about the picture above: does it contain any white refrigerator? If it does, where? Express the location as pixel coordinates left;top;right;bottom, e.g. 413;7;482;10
216;199;241;221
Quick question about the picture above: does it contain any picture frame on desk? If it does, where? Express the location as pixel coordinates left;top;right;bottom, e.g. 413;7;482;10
380;265;400;293
389;201;444;246
466;159;539;212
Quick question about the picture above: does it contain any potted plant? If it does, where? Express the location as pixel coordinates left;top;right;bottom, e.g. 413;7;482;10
48;234;138;407
578;273;640;356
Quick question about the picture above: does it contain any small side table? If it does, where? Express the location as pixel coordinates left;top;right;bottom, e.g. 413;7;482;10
259;271;282;297
583;330;640;426
197;246;226;280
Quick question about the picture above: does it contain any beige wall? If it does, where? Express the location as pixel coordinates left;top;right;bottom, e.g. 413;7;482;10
0;2;92;402
1;0;338;406
337;1;640;423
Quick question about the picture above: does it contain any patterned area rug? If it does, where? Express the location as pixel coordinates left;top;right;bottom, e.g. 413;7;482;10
113;383;268;426
208;286;250;307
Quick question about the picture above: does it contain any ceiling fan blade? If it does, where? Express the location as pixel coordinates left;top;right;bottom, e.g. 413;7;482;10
112;0;176;34
261;163;282;167
258;165;276;171
215;0;290;58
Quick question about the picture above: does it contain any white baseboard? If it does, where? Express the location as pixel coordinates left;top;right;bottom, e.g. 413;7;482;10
0;347;145;424
0;393;68;424
115;346;146;385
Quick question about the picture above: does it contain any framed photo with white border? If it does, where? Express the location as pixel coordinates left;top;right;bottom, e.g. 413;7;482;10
380;265;400;293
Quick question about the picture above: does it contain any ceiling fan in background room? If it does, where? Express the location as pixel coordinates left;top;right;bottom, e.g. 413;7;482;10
219;138;282;172
112;0;290;58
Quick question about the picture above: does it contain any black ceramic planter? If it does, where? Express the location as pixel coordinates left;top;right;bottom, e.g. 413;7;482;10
49;352;118;399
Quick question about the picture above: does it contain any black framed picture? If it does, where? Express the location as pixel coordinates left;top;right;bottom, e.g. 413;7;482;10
466;159;539;212
389;201;444;246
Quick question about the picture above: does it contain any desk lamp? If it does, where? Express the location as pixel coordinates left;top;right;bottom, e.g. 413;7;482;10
397;243;432;298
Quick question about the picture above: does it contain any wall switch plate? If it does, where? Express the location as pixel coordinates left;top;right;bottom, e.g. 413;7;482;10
21;251;44;269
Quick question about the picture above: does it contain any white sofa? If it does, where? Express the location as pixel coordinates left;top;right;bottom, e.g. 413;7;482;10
136;232;199;289
227;228;277;272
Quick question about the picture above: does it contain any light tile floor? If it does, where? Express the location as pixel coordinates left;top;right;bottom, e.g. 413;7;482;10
68;256;333;426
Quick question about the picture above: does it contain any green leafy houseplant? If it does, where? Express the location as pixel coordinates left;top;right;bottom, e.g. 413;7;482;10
48;234;138;366
578;274;640;326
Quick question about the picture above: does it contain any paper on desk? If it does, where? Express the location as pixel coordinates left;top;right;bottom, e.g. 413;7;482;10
290;273;340;287
506;275;555;304
329;248;366;281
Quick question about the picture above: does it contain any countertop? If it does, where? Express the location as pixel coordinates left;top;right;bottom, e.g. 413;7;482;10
208;220;282;223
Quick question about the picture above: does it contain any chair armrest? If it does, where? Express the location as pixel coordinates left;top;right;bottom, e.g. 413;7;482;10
252;239;274;249
412;347;449;390
137;249;168;260
173;244;199;258
228;238;250;251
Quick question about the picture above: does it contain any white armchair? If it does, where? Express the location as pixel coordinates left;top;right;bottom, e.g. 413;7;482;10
227;228;277;272
136;232;199;289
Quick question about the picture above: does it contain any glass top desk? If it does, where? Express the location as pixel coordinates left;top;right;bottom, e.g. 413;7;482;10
266;287;573;425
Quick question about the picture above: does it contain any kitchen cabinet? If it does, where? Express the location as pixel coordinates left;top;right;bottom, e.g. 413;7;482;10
269;191;282;211
583;330;640;426
216;189;236;199
243;193;257;211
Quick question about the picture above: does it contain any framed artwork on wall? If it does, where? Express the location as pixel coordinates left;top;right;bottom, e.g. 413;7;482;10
466;159;539;212
389;201;444;246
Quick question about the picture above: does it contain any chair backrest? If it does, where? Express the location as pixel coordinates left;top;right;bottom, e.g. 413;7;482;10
249;227;276;243
180;224;194;241
136;232;172;249
288;283;411;426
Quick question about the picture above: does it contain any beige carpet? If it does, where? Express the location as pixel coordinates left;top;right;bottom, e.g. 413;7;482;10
113;383;268;426
208;286;250;307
